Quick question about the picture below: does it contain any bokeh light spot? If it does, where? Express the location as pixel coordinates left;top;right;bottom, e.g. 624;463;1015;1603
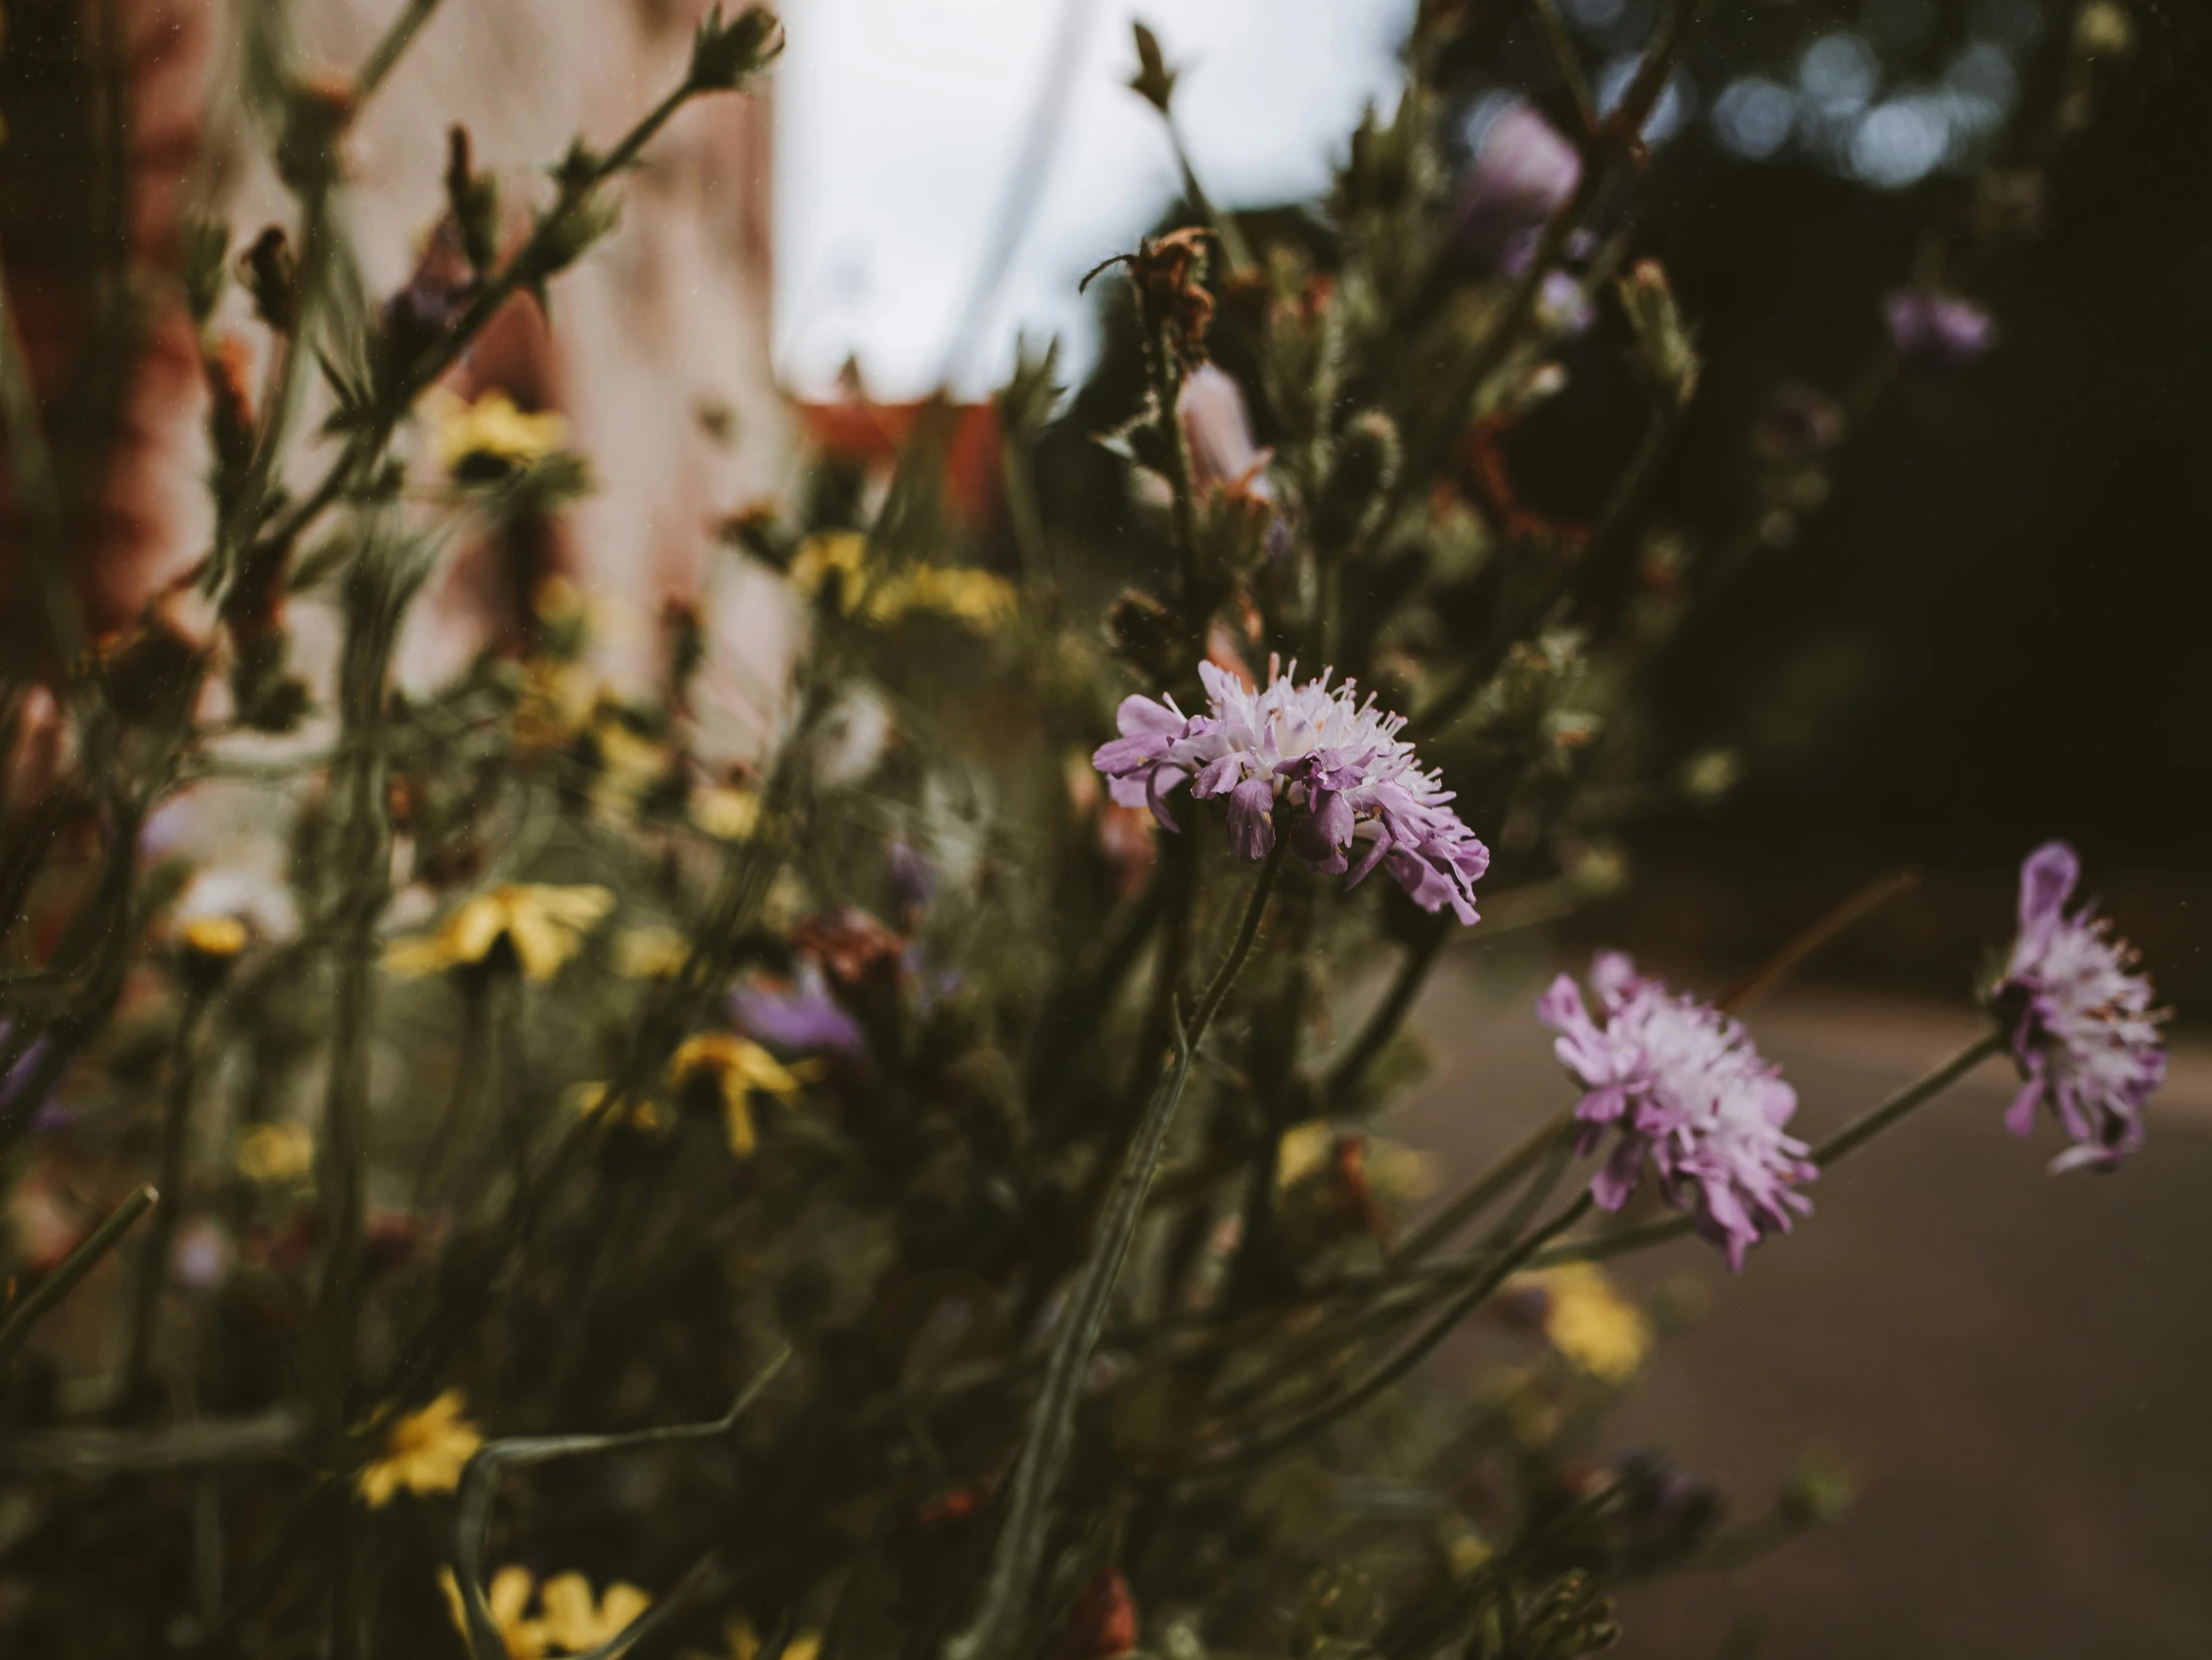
1713;76;1797;161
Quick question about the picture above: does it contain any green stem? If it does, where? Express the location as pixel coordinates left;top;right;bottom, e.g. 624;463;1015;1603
1389;1111;1570;1264
120;991;212;1408
0;1185;158;1367
1186;1193;1594;1477
1187;836;1288;1044
354;0;444;98
1326;911;1449;1108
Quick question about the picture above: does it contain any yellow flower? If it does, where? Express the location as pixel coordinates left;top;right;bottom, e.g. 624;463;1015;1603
786;530;1014;632
590;713;670;821
180;914;249;958
440;1565;549;1660
690;785;761;842
383;883;615;981
355;1389;483;1507
669;1032;805;1156
1518;1263;1652;1384
614;925;692;980
1275;1120;1338;1189
236;1121;314;1184
886;565;1016;629
787;530;868;609
539;1572;653;1654
426;388;569;477
1448;1532;1494;1577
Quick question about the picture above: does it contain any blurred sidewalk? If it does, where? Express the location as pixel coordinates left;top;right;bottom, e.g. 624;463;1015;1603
1396;958;2212;1660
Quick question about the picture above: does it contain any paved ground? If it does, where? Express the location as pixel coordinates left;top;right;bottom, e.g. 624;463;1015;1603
1394;957;2212;1660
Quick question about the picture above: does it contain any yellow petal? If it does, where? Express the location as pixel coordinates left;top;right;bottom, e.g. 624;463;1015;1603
489;1564;539;1628
381;935;456;977
182;914;249;956
725;1095;757;1158
427;894;500;967
503;903;570;981
355;1459;400;1507
1275;1120;1337;1190
528;883;616;929
599;1582;653;1636
537;1572;604;1650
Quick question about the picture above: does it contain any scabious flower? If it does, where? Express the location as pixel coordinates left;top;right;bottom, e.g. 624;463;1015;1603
355;1389;483;1507
1990;840;2165;1173
1091;658;1490;923
1539;952;1815;1271
1884;288;1995;366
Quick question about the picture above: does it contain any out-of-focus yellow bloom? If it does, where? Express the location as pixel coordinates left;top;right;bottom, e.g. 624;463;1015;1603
1448;1532;1494;1577
539;1571;653;1654
1276;1120;1338;1189
237;1121;314;1184
383;883;614;981
591;714;669;821
670;1032;805;1155
614;925;691;980
1275;1121;1437;1201
439;1565;548;1659
1517;1263;1652;1384
426;388;569;477
180;914;249;958
784;1635;824;1660
786;531;1014;632
690;785;761;842
355;1389;483;1507
1364;1139;1439;1203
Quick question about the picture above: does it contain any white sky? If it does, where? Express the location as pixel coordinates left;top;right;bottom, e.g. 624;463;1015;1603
773;0;1415;400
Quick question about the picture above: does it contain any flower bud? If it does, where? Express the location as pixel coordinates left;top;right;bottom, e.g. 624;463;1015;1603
240;227;297;334
1318;409;1399;546
1618;260;1699;407
689;5;785;92
1128;22;1177;115
444;126;500;277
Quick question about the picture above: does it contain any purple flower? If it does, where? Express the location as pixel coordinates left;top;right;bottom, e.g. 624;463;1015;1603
1884;288;1995;366
1540;952;1815;1271
1091;657;1490;923
1180;364;1274;498
1991;841;2165;1174
1454;101;1582;266
731;964;865;1055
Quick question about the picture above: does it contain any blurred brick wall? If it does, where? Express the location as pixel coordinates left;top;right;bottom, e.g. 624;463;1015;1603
2;0;793;713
